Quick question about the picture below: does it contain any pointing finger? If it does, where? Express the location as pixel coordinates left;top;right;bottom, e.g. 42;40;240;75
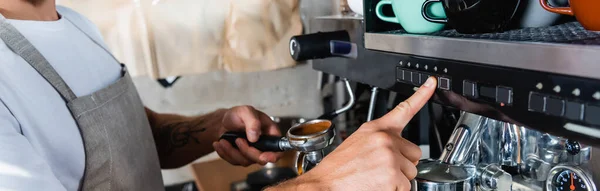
376;77;437;131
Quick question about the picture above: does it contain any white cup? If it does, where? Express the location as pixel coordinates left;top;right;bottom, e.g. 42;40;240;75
348;0;363;15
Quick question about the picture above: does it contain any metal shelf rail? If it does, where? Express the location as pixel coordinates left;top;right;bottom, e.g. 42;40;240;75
365;22;600;80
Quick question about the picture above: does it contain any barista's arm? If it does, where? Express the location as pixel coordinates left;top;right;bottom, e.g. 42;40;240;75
265;174;324;190
267;77;438;191
145;106;283;169
145;108;227;169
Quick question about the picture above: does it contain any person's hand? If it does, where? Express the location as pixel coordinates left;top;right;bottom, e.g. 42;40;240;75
270;77;437;191
213;106;283;166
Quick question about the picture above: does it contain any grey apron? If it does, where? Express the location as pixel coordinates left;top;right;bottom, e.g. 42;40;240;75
0;13;164;190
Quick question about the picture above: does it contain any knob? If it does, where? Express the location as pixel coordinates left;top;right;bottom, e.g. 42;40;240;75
478;164;512;191
521;155;552;181
289;30;350;61
566;139;581;155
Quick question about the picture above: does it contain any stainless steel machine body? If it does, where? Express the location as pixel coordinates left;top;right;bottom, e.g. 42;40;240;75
412;112;597;191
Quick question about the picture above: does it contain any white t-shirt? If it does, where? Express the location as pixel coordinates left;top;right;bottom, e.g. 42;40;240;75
0;6;121;190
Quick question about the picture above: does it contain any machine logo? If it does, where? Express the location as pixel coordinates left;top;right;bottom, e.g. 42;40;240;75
290;39;298;56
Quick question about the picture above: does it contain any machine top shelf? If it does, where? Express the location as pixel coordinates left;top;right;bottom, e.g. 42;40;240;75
364;22;600;80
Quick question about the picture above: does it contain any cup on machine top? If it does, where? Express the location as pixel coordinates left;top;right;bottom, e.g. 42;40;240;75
515;0;566;28
421;0;521;34
375;0;447;34
540;0;600;31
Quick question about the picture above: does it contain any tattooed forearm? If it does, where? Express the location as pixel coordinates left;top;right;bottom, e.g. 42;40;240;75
145;108;228;169
157;121;207;156
170;126;206;148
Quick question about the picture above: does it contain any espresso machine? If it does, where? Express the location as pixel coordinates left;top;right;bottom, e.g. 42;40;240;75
283;0;600;190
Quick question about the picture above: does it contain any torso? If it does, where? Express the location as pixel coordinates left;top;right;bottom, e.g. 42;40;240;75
0;6;120;190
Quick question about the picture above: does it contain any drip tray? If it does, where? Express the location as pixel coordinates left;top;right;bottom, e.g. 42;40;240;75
384;22;600;45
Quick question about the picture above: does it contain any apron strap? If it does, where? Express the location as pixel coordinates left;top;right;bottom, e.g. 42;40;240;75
0;14;78;102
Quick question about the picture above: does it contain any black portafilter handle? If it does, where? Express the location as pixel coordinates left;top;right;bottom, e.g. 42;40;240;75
316;110;339;120
219;132;285;152
289;30;350;62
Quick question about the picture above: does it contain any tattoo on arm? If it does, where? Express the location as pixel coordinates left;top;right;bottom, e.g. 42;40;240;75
156;120;207;156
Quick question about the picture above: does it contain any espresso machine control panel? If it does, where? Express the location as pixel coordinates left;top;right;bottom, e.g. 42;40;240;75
391;55;600;146
386;55;600;191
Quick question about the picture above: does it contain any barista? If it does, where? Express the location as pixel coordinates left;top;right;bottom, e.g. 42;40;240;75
0;0;436;190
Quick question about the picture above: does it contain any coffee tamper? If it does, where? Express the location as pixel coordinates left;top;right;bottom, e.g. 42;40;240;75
220;119;336;174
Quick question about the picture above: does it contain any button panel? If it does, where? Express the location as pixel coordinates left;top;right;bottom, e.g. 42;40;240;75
395;68;449;90
387;57;600;146
398;64;598;128
529;91;592;123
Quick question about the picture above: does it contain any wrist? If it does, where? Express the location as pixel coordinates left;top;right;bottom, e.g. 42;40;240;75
266;172;326;191
214;108;230;136
189;108;229;142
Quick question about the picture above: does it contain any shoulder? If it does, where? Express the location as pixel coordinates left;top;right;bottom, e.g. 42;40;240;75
56;6;107;46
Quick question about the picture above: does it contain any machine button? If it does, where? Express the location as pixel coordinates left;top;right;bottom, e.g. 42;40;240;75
565;101;584;121
412;72;421;85
496;86;513;106
584;104;600;126
420;73;430;86
396;68;404;82
565;140;581;155
528;92;545;112
438;77;451;90
463;81;477;98
480;86;496;99
403;70;412;83
545;97;565;116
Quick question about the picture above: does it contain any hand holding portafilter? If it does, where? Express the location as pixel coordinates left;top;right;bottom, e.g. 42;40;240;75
219;119;336;174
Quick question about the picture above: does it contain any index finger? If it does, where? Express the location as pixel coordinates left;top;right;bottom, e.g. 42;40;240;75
375;77;437;131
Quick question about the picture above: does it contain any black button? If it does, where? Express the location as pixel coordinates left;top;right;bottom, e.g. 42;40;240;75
402;70;412;83
545;97;565;116
496;86;513;105
439;77;451;90
463;81;477;98
412;72;421;85
480;86;496;99
528;92;545;112
420;73;430;86
565;140;581;155
565;101;584;121
396;68;404;82
403;70;411;82
584;104;600;126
